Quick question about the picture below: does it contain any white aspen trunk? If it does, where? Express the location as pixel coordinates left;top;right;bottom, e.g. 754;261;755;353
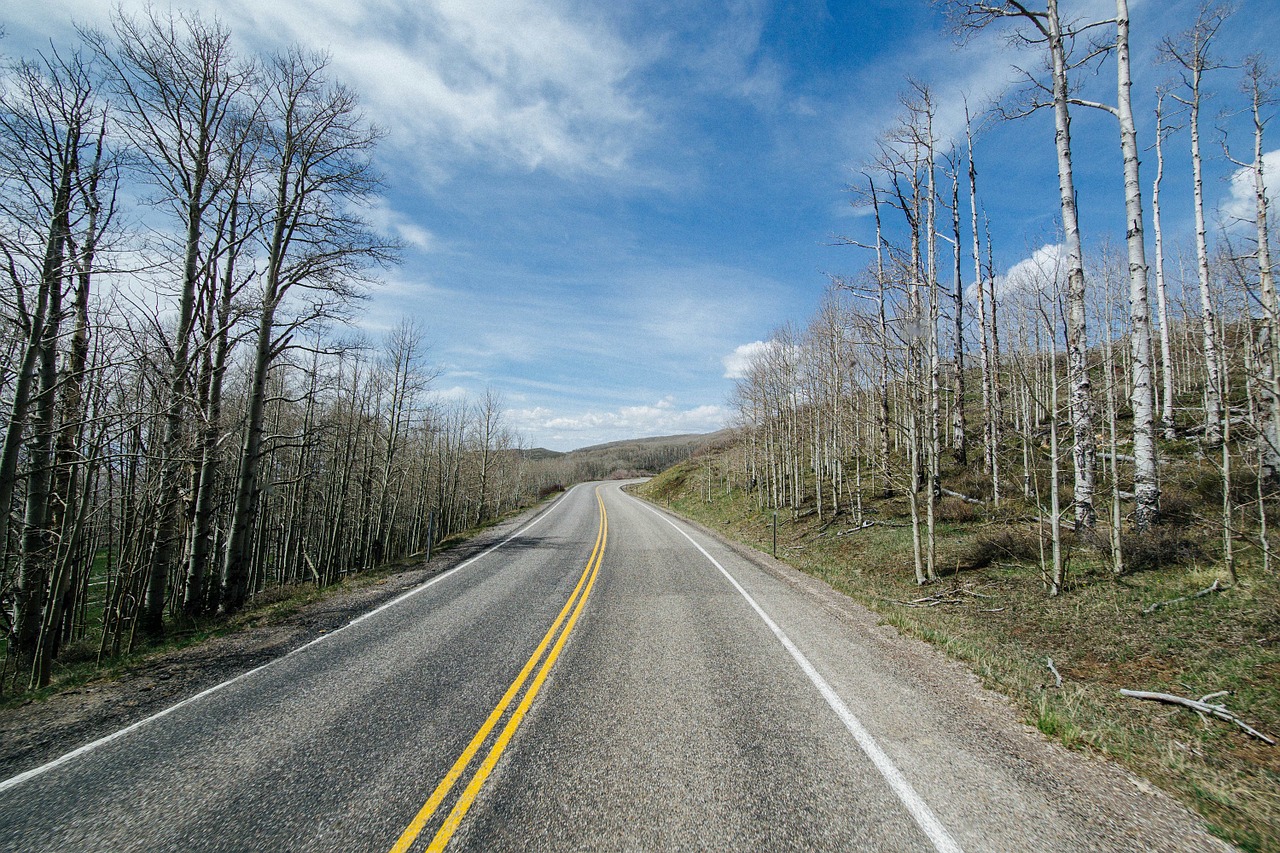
1104;334;1124;576
1222;345;1236;583
1249;69;1280;484
1152;93;1177;440
1048;318;1065;596
968;115;997;501
1042;0;1096;530
926;111;940;583
1116;0;1160;529
951;169;967;465
1190;59;1224;446
873;183;892;494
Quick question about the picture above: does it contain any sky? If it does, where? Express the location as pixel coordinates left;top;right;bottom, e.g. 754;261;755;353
4;0;1279;450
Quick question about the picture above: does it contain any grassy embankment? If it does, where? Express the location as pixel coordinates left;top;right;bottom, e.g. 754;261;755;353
638;450;1279;852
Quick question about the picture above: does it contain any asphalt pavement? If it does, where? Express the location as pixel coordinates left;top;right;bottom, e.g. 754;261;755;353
0;482;1230;852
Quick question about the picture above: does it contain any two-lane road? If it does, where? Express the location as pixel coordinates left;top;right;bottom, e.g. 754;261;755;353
0;483;1227;851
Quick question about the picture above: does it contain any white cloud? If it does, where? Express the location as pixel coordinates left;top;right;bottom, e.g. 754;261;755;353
722;340;772;379
431;385;472;403
19;0;648;181
1220;149;1280;228
509;396;728;447
996;243;1066;301
362;198;437;251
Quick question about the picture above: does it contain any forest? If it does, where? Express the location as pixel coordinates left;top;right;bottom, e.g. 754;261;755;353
723;0;1278;594
0;10;558;691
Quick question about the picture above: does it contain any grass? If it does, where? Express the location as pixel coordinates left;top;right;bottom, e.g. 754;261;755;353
637;456;1280;852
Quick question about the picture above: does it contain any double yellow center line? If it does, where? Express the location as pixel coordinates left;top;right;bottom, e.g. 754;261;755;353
388;488;608;853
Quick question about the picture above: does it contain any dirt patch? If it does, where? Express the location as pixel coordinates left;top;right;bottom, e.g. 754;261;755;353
0;505;547;781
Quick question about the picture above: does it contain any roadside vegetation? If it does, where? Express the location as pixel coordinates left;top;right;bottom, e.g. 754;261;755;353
0;503;530;711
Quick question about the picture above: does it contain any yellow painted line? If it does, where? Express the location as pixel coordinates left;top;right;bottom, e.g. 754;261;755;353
388;488;607;853
424;489;607;852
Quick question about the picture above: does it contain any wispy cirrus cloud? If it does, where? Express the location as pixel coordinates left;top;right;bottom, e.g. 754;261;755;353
17;0;651;181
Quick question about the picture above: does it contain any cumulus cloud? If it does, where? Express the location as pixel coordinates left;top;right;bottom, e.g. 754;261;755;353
508;397;728;448
995;243;1067;301
722;340;772;379
1220;149;1280;227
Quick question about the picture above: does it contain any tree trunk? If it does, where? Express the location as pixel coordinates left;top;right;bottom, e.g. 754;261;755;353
1115;0;1160;529
1047;0;1097;530
1152;93;1177;441
14;178;70;659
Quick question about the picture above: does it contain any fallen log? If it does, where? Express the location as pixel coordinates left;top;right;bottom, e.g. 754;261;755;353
1142;578;1223;615
1119;689;1275;745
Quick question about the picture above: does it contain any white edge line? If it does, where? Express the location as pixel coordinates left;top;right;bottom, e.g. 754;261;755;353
0;489;573;795
634;497;963;853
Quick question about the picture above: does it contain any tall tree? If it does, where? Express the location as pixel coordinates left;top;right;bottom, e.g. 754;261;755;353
949;0;1098;529
1066;0;1159;527
219;49;394;613
1224;56;1279;484
86;9;258;635
0;49;104;660
1151;89;1178;441
1162;3;1230;448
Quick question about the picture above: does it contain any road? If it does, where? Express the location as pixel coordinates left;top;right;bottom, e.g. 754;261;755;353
0;482;1227;852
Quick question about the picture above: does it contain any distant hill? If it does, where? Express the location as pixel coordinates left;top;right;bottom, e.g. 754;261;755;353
521;429;733;485
519;447;566;461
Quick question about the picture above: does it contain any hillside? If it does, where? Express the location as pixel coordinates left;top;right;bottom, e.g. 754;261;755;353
523;429;732;485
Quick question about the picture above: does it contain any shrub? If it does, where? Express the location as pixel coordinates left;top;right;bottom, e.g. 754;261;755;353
937;495;980;523
1157;484;1198;523
947;465;992;501
959;526;1041;569
1121;525;1207;574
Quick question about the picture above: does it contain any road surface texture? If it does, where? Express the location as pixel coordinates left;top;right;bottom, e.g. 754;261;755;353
0;482;1230;852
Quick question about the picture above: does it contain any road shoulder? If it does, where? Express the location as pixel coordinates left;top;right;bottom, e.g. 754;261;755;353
631;492;1235;853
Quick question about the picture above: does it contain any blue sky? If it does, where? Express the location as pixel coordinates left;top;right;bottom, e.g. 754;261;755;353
6;0;1278;450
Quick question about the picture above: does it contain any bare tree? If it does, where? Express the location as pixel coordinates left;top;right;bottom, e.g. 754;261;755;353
1224;56;1279;484
1152;89;1178;440
0;49;107;664
948;0;1100;529
86;9;259;635
219;48;394;613
1162;3;1230;448
966;106;1001;504
1062;0;1159;527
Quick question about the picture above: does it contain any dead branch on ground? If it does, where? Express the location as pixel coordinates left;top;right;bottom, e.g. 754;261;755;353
1119;689;1275;745
1142;578;1224;615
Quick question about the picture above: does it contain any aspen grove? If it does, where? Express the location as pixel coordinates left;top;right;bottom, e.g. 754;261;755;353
0;10;540;688
731;1;1277;592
